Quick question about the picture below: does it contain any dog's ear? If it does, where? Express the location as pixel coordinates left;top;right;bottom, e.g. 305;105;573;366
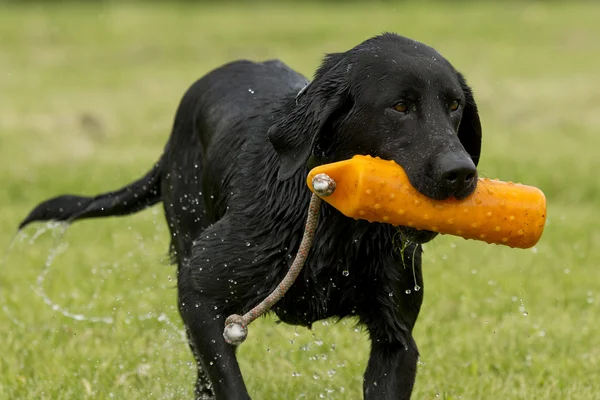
456;72;482;166
268;53;351;180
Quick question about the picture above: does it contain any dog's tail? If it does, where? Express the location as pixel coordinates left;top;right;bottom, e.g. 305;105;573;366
19;157;164;230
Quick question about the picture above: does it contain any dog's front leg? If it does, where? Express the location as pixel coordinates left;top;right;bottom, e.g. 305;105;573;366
363;333;419;400
178;218;253;400
360;246;424;400
179;266;250;400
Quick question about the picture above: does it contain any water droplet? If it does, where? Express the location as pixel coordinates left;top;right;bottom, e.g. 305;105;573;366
342;270;349;277
246;242;251;247
414;285;421;291
405;289;411;294
389;292;393;297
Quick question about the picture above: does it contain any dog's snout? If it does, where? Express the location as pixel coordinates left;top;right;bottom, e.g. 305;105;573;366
441;162;476;188
438;153;477;199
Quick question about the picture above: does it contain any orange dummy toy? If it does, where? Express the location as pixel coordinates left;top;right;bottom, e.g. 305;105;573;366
223;155;547;345
307;155;546;249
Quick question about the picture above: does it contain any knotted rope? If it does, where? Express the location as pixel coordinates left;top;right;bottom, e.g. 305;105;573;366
223;173;336;345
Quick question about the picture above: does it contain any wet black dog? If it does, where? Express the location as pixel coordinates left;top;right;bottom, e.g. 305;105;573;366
20;33;481;399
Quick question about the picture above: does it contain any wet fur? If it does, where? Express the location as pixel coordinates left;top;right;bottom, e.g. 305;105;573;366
20;33;482;399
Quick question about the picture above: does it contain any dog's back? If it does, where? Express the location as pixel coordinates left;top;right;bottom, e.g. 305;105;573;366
160;59;309;260
184;59;308;150
19;59;307;255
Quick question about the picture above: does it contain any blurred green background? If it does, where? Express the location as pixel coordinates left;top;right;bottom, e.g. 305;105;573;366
1;1;599;399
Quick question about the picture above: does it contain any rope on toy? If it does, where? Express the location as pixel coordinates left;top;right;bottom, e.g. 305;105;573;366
222;173;336;346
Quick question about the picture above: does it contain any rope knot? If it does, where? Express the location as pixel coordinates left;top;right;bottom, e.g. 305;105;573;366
312;173;336;197
223;314;248;346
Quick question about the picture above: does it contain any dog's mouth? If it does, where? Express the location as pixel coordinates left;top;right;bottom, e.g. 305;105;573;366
412;176;478;202
395;179;476;244
396;225;438;244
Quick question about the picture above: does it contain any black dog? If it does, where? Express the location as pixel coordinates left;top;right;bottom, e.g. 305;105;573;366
20;33;481;399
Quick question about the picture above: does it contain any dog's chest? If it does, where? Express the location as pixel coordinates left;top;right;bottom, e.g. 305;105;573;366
271;223;399;326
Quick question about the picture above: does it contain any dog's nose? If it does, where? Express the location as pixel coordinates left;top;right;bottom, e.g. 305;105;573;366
439;153;477;199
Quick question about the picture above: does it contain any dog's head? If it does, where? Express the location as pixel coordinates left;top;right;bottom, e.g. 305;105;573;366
268;33;482;243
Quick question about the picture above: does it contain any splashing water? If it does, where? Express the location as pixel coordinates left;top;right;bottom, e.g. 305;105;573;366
0;224;64;325
1;230;26;266
2;303;25;327
410;244;420;292
6;221;187;341
28;221;66;244
519;298;528;316
30;222;117;324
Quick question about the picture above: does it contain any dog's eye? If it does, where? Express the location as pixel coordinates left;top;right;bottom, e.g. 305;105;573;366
449;100;460;112
393;103;408;113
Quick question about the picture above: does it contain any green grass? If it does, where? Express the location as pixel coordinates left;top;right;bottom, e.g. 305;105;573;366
1;1;599;399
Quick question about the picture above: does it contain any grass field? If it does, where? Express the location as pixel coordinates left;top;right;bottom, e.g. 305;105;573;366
1;1;599;399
